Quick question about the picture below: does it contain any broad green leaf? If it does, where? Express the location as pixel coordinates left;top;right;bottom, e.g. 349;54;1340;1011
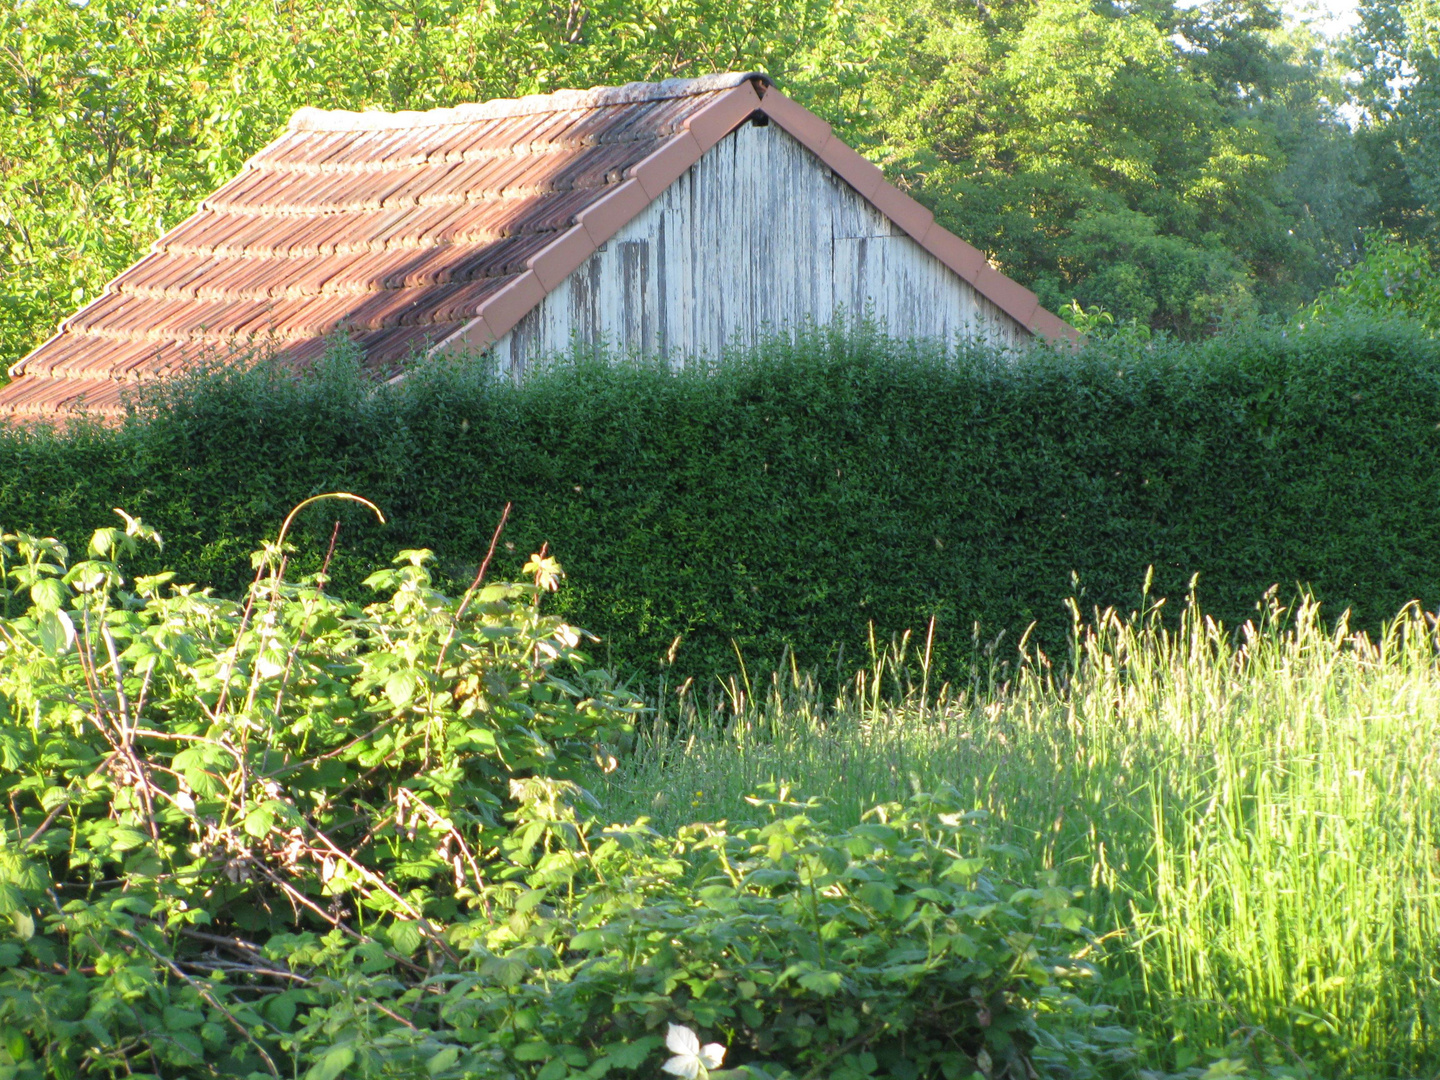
481;955;528;987
109;827;150;852
34;610;75;657
941;858;986;882
170;1031;205;1060
306;1045;355;1080
427;1046;460;1075
390;919;422;954
163;1006;203;1030
569;929;605;951
856;881;895;913
242;805;276;838
386;670;418;707
798;969;844;995
594;1037;660;1069
266;992;299;1030
255;645;287;679
28;578;67;612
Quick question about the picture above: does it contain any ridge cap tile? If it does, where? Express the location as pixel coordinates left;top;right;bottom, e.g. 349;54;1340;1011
288;72;769;132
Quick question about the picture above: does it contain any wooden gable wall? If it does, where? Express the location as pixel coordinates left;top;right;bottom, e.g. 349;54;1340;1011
489;118;1028;372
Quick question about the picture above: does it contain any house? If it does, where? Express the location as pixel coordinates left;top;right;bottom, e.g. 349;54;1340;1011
0;72;1074;419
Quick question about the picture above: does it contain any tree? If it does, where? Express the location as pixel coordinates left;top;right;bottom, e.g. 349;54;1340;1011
827;0;1377;334
1346;0;1440;235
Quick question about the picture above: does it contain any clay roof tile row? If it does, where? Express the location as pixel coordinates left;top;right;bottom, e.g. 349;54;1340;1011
2;72;1074;421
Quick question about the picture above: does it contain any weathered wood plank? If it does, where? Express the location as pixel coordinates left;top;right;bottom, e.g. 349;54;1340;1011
493;120;1027;372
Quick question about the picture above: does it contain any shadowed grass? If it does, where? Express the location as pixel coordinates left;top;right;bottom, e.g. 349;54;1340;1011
596;592;1440;1078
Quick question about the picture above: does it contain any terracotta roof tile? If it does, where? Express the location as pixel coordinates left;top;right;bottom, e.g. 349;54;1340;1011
4;71;1069;421
0;375;130;417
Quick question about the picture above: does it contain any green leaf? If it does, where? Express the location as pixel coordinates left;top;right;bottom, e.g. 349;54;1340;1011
569;928;605;951
537;1058;569;1080
481;955;528;987
856;881;894;913
386;670;418;707
34;609;75;656
243;805;276;838
941;858;986;882
9;911;32;941
427;1046;460;1075
266;992;298;1030
163;1006;203;1030
513;1042;552;1062
798;970;844;995
744;867;796;888
255;646;287;679
169;1030;205;1060
390;919;422;955
109;827;150;852
594;1037;661;1069
28;578;67;612
306;1045;355;1080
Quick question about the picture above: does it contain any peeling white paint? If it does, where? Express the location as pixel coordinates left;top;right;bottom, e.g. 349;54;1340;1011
492;120;1027;372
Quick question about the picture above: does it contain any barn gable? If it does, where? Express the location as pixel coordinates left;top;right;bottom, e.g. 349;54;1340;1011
490;118;1030;371
0;73;1074;420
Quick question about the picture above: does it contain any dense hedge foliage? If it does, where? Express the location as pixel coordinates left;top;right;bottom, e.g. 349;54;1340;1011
3;319;1440;684
0;520;1117;1078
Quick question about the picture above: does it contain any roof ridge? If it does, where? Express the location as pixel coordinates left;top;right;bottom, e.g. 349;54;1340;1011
288;72;770;133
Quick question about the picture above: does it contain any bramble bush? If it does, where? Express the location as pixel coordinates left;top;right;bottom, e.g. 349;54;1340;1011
0;505;1123;1079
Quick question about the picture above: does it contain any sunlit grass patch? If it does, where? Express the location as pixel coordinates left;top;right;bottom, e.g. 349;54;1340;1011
598;593;1440;1078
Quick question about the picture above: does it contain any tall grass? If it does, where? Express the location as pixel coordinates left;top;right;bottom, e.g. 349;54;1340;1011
596;593;1440;1078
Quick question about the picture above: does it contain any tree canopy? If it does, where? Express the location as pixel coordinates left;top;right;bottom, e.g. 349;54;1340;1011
0;0;1434;369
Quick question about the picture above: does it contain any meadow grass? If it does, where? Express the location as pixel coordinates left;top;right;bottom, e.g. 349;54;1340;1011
595;592;1440;1078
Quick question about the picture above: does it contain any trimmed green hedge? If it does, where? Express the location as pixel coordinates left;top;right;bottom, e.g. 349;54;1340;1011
4;319;1439;684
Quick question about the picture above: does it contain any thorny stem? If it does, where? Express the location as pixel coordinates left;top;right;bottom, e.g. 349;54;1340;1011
306;824;460;963
436;501;511;675
251;864;429;976
115;926;282;1078
213;493;384;721
270;519;343;727
98;621;162;846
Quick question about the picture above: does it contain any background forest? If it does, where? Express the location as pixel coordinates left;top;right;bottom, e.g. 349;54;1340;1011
2;0;1440;371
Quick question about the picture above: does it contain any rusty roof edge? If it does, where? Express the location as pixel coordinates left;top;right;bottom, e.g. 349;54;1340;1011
292;72;771;134
755;89;1080;345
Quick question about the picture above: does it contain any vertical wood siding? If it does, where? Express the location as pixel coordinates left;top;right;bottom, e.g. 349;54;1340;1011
492;120;1028;371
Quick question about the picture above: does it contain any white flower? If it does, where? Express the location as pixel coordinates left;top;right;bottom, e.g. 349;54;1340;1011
661;1023;725;1079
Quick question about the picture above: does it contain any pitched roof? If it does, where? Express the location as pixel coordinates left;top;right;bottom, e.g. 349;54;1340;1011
0;73;1075;420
